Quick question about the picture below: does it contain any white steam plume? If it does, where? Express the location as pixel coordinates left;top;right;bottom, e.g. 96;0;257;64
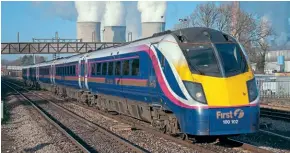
138;1;167;22
104;1;126;26
75;1;106;22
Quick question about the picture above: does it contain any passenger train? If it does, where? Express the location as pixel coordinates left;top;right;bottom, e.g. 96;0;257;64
22;27;260;139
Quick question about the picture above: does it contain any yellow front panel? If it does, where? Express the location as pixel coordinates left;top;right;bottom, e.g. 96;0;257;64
192;71;254;106
175;61;255;106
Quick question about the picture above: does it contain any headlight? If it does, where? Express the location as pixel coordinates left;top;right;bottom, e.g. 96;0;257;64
183;81;207;104
247;78;258;102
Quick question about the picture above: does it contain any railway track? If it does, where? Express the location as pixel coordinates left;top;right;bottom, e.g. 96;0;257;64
4;78;274;153
3;80;148;153
260;107;290;121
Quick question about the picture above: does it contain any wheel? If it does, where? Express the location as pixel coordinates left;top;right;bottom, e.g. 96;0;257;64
162;124;171;134
181;133;188;141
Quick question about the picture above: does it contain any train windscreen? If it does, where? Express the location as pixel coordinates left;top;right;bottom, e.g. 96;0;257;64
183;44;221;77
181;42;248;77
215;43;248;77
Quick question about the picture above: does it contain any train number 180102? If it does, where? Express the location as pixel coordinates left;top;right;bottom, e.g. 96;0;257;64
223;120;239;124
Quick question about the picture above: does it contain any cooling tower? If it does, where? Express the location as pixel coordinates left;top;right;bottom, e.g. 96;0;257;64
142;22;165;38
103;26;126;42
77;22;101;42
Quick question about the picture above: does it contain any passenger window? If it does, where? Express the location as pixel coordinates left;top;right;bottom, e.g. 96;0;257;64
94;64;97;75
108;62;114;75
68;66;72;75
73;65;76;75
91;63;96;75
132;59;140;76
102;63;107;75
96;63;101;75
115;61;121;75
122;60;130;75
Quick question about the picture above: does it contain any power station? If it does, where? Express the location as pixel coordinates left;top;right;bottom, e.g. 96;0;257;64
103;26;126;42
76;21;165;42
141;22;165;38
77;22;101;42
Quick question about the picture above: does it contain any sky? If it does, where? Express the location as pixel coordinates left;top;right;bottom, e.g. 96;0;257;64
1;1;208;61
2;1;289;62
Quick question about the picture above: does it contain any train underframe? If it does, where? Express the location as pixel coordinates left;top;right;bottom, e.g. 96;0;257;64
22;78;244;141
24;79;182;138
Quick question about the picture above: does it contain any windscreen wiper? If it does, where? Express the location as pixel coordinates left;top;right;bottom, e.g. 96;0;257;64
188;61;205;75
182;47;204;75
183;54;204;75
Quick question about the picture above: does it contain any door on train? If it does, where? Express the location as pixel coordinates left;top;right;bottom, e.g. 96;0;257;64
78;55;89;89
36;66;39;82
51;62;56;84
148;43;161;106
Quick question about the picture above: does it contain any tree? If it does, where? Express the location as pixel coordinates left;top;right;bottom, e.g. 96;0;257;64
190;2;219;28
255;41;269;74
174;2;273;74
2;55;46;66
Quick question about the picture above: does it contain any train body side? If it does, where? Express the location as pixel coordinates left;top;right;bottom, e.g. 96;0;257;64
21;27;260;136
54;61;79;89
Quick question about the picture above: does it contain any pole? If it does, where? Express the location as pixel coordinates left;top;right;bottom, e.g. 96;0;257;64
161;16;164;32
55;31;59;40
55;31;59;59
17;32;20;42
127;32;132;42
103;29;105;42
33;54;35;64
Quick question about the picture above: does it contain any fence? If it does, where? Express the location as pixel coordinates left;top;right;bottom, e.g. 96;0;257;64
256;78;290;99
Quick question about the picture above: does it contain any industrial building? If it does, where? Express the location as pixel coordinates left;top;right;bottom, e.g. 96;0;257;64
103;26;126;42
76;20;166;43
77;22;101;42
141;22;165;38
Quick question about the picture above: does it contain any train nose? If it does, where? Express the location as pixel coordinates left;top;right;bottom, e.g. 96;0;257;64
195;75;250;107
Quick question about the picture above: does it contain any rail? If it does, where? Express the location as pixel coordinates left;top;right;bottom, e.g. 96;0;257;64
3;80;148;153
5;77;273;153
260;107;290;121
2;81;94;153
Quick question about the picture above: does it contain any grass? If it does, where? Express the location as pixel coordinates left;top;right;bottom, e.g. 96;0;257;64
1;83;14;124
1;100;10;124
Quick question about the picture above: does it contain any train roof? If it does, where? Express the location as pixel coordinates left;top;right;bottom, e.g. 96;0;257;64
172;27;237;44
25;27;234;68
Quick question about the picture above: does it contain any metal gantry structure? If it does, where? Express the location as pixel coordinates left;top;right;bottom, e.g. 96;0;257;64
1;32;122;56
1;42;122;54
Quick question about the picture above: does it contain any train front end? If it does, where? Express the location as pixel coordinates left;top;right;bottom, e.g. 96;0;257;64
175;28;259;136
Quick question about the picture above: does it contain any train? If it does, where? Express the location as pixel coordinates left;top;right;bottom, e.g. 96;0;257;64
21;27;260;140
